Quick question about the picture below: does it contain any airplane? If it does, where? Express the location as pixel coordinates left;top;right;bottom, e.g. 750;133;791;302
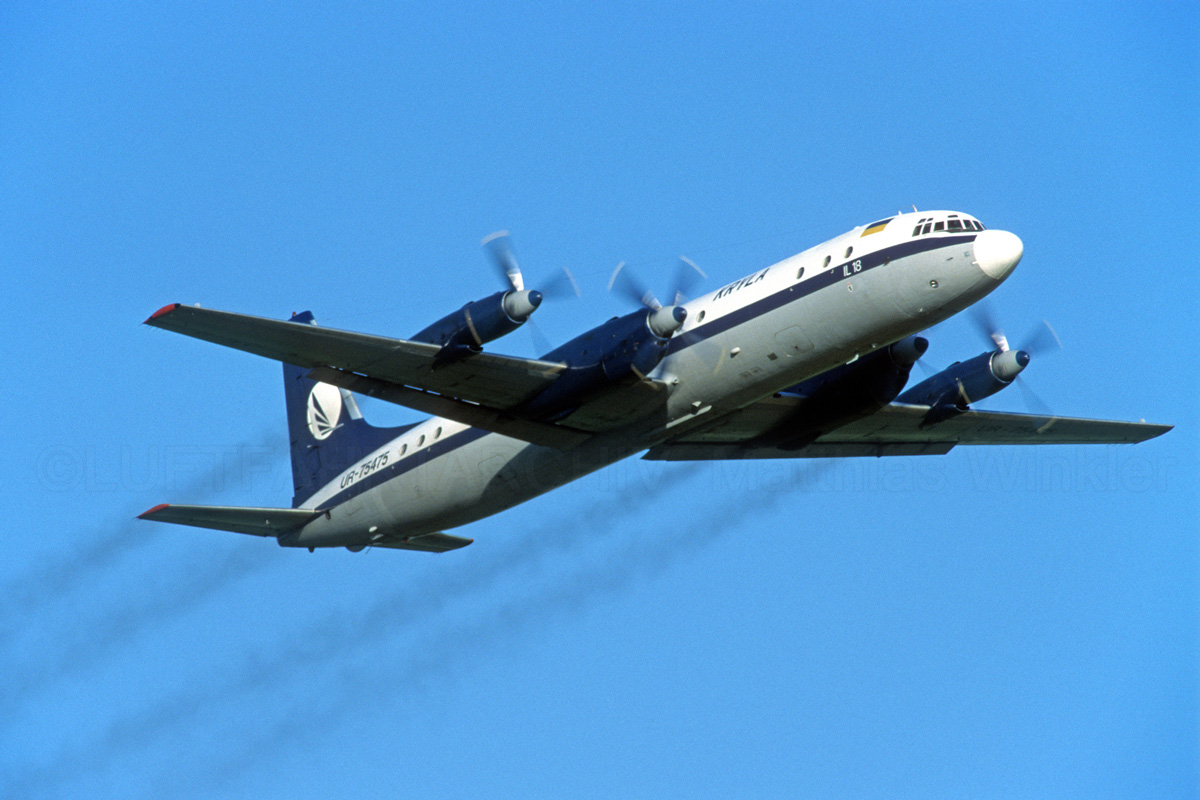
138;210;1172;553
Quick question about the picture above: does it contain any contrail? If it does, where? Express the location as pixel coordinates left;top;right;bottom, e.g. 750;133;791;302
0;544;276;715
0;431;287;712
3;461;710;797
200;462;830;793
0;430;285;621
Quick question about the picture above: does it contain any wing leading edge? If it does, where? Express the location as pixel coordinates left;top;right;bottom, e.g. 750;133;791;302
145;303;566;409
145;303;677;445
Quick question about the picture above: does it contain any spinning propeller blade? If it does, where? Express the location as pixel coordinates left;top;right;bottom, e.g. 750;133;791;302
608;261;662;310
482;230;524;291
539;266;582;300
607;256;707;312
1019;319;1062;357
971;303;1009;352
671;256;707;305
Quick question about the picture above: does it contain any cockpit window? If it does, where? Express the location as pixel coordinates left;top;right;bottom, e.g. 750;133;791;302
912;216;986;236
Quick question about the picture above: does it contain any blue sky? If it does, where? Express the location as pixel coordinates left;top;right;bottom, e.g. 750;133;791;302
1;2;1196;797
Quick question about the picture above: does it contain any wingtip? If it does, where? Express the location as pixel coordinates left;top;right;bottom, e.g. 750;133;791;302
145;303;181;323
138;503;170;519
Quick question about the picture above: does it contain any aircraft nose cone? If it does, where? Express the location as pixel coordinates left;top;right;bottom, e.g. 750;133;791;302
973;229;1024;281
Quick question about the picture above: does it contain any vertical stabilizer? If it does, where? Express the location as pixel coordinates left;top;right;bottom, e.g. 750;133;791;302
284;311;414;507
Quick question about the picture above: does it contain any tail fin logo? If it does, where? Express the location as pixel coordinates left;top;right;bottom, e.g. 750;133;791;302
306;383;343;440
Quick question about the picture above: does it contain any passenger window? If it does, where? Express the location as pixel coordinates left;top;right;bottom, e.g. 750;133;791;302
400;444;408;455
922;223;932;234
934;221;945;231
796;266;805;280
844;246;853;258
435;427;442;439
823;255;831;268
947;219;962;231
418;435;426;447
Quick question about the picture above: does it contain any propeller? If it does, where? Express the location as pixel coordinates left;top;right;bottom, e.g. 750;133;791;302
969;303;1062;415
607;257;706;339
481;231;581;355
481;230;581;300
671;256;707;305
970;303;1061;357
607;257;706;311
482;229;525;291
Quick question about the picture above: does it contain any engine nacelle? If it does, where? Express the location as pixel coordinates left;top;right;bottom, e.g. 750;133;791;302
762;335;928;449
895;348;1030;410
410;289;542;362
520;305;686;420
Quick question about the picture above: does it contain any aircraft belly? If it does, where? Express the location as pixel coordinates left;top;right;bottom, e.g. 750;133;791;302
377;435;527;531
307;430;648;546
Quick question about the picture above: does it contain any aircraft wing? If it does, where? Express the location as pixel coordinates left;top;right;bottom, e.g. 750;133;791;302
645;400;1172;460
145;303;566;409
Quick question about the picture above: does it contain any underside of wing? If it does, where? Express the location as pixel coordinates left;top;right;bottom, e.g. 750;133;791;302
307;365;592;448
145;304;565;408
645;399;1172;460
822;403;1172;445
137;504;319;536
146;303;676;445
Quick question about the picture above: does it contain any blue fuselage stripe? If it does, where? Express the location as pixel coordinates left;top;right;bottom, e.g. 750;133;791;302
315;426;489;510
669;233;976;354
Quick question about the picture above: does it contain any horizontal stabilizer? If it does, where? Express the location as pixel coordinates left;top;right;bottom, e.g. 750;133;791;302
372;532;474;553
138;504;319;536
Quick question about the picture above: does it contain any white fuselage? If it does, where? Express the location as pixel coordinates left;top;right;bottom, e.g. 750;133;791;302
287;211;1019;549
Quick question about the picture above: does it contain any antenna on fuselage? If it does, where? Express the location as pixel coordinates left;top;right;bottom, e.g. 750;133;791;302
912;204;919;212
